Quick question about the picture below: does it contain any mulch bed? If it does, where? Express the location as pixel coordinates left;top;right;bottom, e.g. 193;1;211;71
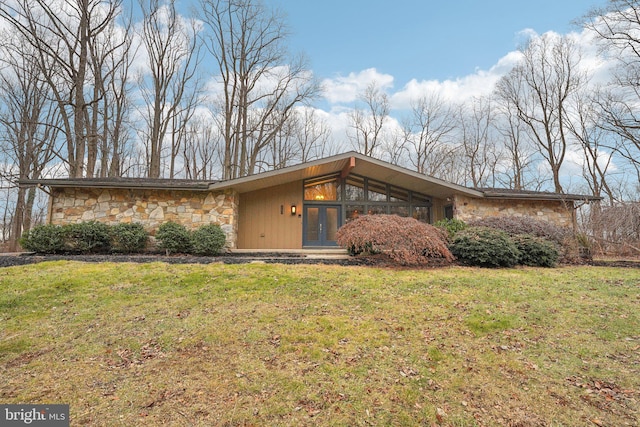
1;253;638;269
0;253;381;269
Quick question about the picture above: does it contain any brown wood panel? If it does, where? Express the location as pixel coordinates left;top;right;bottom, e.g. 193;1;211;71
431;197;448;223
237;180;303;249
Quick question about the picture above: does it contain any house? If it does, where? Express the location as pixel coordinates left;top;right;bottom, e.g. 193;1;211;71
21;152;599;250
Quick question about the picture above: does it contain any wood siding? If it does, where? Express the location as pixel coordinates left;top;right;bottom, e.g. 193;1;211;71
431;197;448;223
237;181;303;249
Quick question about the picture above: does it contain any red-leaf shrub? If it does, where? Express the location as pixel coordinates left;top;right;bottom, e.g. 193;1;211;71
336;214;454;266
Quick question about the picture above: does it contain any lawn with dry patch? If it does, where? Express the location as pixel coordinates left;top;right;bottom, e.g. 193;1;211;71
0;261;638;426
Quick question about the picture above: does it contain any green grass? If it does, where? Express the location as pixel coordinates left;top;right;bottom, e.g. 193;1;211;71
0;261;639;426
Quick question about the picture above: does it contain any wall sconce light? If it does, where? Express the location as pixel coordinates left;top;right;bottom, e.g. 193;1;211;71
290;205;297;216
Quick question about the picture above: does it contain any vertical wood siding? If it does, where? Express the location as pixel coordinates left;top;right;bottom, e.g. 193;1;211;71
237;181;303;249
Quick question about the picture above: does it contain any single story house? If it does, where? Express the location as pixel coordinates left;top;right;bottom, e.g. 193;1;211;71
21;152;599;250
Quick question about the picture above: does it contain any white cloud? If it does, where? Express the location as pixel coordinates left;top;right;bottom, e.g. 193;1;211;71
321;50;520;112
309;24;625;183
321;68;394;104
320;23;619;114
564;145;618;174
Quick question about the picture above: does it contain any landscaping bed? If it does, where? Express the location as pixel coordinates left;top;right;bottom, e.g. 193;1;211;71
0;252;381;269
1;252;637;269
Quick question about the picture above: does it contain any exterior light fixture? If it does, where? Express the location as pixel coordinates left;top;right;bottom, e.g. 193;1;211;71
290;205;297;215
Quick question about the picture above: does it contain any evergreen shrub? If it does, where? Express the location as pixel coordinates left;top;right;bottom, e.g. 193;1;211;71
434;218;468;240
469;216;568;247
19;224;65;254
191;224;226;255
62;221;112;253
450;226;520;268
155;221;192;255
111;223;148;253
512;234;560;267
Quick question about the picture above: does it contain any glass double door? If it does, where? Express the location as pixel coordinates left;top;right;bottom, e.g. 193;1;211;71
303;205;340;247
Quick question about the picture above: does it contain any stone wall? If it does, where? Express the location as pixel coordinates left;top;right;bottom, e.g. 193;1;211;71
49;187;238;248
453;195;575;229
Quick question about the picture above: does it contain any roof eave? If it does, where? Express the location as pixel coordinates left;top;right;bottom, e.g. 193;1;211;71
481;191;602;202
19;179;212;192
207;151;486;198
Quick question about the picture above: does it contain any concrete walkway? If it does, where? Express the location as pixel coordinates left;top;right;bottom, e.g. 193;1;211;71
229;248;350;260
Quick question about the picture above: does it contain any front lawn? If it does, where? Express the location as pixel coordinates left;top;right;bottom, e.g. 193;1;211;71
0;262;638;426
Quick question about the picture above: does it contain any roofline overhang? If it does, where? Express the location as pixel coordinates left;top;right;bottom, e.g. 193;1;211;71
480;191;602;202
18;152;600;204
19;178;213;192
207;151;486;197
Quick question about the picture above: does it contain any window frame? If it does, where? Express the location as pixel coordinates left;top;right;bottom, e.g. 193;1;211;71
303;173;433;224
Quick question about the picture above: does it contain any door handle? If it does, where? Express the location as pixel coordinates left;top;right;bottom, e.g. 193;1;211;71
319;223;323;234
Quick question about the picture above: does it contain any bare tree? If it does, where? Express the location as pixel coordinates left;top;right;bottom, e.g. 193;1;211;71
200;0;319;179
380;127;409;168
265;107;333;169
292;108;333;163
458;96;499;188
493;91;539;190
263;113;300;171
401;93;457;176
0;34;59;250
347;82;390;157
582;1;640;185
567;90;618;204
181;116;219;180
137;0;202;178
86;9;136;178
0;0;123;178
495;33;585;193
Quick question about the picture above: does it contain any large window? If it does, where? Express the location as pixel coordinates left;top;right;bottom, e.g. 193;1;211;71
304;174;432;223
345;176;365;201
304;174;341;201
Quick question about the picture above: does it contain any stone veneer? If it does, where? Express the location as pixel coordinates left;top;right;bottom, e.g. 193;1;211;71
454;195;575;229
49;187;238;248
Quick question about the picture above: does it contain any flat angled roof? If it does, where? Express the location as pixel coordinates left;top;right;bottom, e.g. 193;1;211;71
208;151;484;199
477;188;601;202
20;177;214;191
19;152;600;202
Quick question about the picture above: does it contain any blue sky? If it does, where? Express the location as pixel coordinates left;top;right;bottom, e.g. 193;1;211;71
267;0;609;86
253;0;627;192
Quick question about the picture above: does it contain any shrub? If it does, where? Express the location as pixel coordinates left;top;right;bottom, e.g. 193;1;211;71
111;223;148;253
434;218;467;240
155;221;192;254
512;234;559;267
19;224;65;254
62;221;112;253
450;226;520;268
336;214;454;266
469;216;569;247
469;216;580;263
191;224;226;255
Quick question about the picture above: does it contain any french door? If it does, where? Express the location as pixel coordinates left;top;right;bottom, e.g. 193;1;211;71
303;205;341;247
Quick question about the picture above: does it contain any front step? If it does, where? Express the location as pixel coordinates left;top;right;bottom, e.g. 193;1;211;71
229;248;349;259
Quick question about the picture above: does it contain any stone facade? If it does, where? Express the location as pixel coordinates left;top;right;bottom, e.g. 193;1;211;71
453;195;575;229
49;187;238;248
